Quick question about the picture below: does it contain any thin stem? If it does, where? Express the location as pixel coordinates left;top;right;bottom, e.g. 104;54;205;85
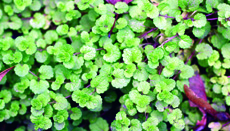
29;71;40;80
108;14;119;38
206;11;218;17
159;14;175;19
138;28;158;38
145;113;149;121
207;18;218;21
85;84;90;88
183;17;194;21
160;34;178;47
143;58;148;62
158;64;163;75
173;71;181;80
199;39;203;44
65;95;72;99
73;52;81;55
154;33;164;42
96;48;104;51
185;51;196;65
189;11;197;17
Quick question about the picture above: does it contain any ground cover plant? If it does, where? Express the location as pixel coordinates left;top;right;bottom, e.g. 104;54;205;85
1;0;230;130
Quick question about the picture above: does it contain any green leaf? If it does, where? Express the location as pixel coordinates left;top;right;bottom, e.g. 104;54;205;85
195;43;213;60
206;0;218;12
192;22;211;39
80;45;96;60
54;122;65;130
221;44;230;59
115;2;129;14
129;19;145;33
91;75;109;94
44;30;58;45
153;16;167;29
117;27;135;43
116;18;128;29
211;33;227;49
208;50;219;66
103;43;121;63
142;117;159;130
89;117;109;131
53;95;68;110
14;64;29;77
0;90;12;103
226;96;230;106
30;80;49;94
124;63;136;78
39;65;53;80
29;0;42;11
178;35;192;49
35;50;49;63
70;107;82;120
157;91;174;104
130;119;142;131
123;47;142;64
0;100;5;110
56;24;69;35
30;13;46;29
133;63;149;81
137;81;150;94
14;0;32;10
111;69;130;89
145;2;159;19
179;0;202;12
193;13;207;28
30;115;52;130
180;65;194;79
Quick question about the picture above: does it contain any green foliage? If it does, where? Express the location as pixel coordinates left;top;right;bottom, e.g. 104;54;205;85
30;80;49;94
89;117;109;131
0;0;229;130
195;43;213;60
115;2;129;14
80;45;96;60
30;13;46;29
123;47;142;64
14;64;29;77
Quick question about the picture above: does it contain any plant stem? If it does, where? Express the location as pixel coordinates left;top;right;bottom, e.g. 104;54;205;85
183;17;195;21
207;18;218;21
199;39;203;44
96;48;104;51
73;52;81;55
85;84;90;88
138;28;158;38
65;95;71;99
159;14;175;19
108;14;119;38
160;34;178;47
185;51;196;64
29;71;40;80
206;11;218;17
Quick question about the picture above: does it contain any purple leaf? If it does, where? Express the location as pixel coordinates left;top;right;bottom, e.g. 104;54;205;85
0;66;15;81
106;0;132;5
188;73;207;107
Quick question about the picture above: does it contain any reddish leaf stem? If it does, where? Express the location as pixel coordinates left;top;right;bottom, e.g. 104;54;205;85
138;28;158;38
108;14;119;38
207;18;218;21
